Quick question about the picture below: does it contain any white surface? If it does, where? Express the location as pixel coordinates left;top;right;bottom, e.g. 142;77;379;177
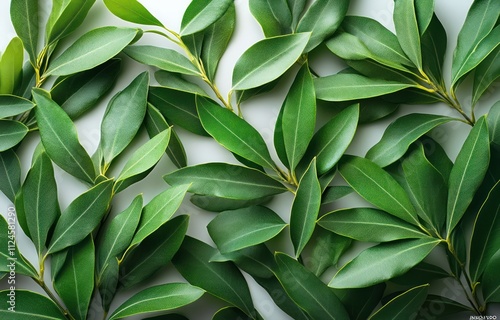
1;0;499;319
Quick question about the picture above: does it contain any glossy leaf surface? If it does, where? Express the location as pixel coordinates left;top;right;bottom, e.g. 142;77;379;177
249;0;291;37
482;249;500;303
393;0;422;69
104;0;163;26
0;37;23;94
45;0;96;44
10;0;39;63
0;95;34;119
0;290;66;319
180;0;234;35
369;284;429;320
0;120;28;151
0;149;21;202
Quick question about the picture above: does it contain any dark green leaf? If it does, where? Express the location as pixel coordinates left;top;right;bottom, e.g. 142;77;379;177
346;59;419;84
335;285;385;320
369;284;429;320
394;0;422;69
190;194;271;211
417;294;474;319
473;46;500;105
103;0;163;26
391;261;450;286
236;79;280;104
322;185;353;205
0;120;27;152
154;71;208;96
0;38;23;95
273;100;289;169
0;290;66;319
98;256;119;311
0;149;21;202
14;61;36;99
287;0;306;29
421;14;447;85
482;249;500;303
45;0;96;44
181;0;234;36
489;101;500;146
213;307;252;320
304;228;351;277
0;95;34;119
249;0;291;37
415;0;434;34
164;163;286;200
10;0;38;64
419;135;453;183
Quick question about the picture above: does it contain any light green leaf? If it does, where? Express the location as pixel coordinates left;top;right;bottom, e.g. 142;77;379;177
10;0;38;64
331;238;440;288
197;96;275;169
394;0;422;69
124;45;200;76
482;249;500;303
53;236;94;320
0;290;66;319
208;206;286;253
103;0;163;26
154;71;208;96
369;284;429;320
296;0;349;52
33;89;96;183
0;120;28;152
45;26;139;76
45;0;96;44
339;155;420;226
275;252;350;320
249;0;292;37
346;60;419;84
473;46;500;105
287;0;306;29
319;207;428;242
0;37;24;95
290;159;321;256
180;0;234;36
415;0;434;34
0;95;34;119
47;179;113;254
447;116;490;236
108;283;205;320
366;113;455;167
0;149;21;202
164;162;286;200
232;33;310;90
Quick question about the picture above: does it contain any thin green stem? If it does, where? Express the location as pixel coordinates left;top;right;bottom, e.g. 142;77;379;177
33;277;74;320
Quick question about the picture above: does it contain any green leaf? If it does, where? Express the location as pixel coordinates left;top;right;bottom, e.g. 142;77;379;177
232;33;310;90
0;95;34;119
164;162;286;200
421;14;447;85
273;102;289;169
322;185;353;205
420;135;453;183
391;261;451;287
103;0;163;26
47;179;113;254
290;159;321;256
331;238;440;288
274;252;349;320
0;149;21;202
482;249;500;303
473;46;500;105
369;284;429;320
33;89;96;183
180;0;234;36
287;0;306;29
208;206;286;253
366;113;455;167
249;0;292;37
0;120;28;152
190;194;271;212
305;228;352;277
319;208;428;242
22;151;59;257
53;237;94;320
172;236;255;316
417;295;474;319
447;116;490;236
14;61;36;99
45;26;139;76
301;104;359;175
145;103;187;168
124;45;200;76
489;101;500;146
99;72;149;167
96;195;142;279
281;63;316;172
45;0;96;44
213;307;252;320
108;283;205;320
469;180;500;282
393;0;422;69
315;73;416;102
98;256;119;312
148;86;207;136
197;96;275;169
120;215;189;288
50;58;121;119
0;290;66;319
451;0;500;88
0;37;24;95
10;0;38;64
154;71;208;96
415;0;434;34
296;0;349;52
334;284;386;320
346;60;419;85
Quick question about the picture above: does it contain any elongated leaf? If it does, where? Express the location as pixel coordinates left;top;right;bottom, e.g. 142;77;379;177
469;180;500;282
322;185;353;204
45;26;139;76
14;61;36;99
10;0;38;64
0;37;24;95
315;73;416;102
103;0;163;26
51;58;121;119
197;96;275;169
213;307;252;320
181;0;234;36
98;256;119;312
22;151;59;257
172;236;255;316
417;295;474;319
232;33;310;90
483;249;500;303
366;113;455;167
447;116;490;236
45;0;96;44
0;149;21;202
0;95;34;119
334;284;386;320
346;59;419;85
154;71;208;96
53;237;94;320
421;13;447;87
208;206;286;253
33;90;96;183
275;253;349;320
47;179;113;254
120;215;188;287
394;0;422;69
190;194;271;212
109;283;204;320
331;238;440;288
249;0;292;37
0;290;66;319
369;284;429;320
301;104;359;175
0;120;28;151
415;0;434;34
273;102;289;169
124;46;200;76
164;162;286;200
287;0;306;29
290;159;320;256
319;208;427;242
296;0;349;52
489;101;500;147
391;261;450;286
473;46;500;105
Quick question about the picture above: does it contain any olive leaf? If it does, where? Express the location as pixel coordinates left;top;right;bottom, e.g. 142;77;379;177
45;0;96;44
154;71;208;96
10;0;38;64
103;0;163;26
181;0;234;36
393;0;422;70
305;228;352;277
0;149;21;202
0;95;34;119
420;13;447;87
249;0;291;37
322;185;353;205
0;290;66;319
0;120;28;152
0;37;24;94
369;284;429;320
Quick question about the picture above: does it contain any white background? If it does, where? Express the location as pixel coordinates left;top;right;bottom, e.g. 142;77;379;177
1;0;499;319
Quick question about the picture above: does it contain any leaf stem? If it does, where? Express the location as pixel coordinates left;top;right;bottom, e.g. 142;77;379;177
33;277;74;320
